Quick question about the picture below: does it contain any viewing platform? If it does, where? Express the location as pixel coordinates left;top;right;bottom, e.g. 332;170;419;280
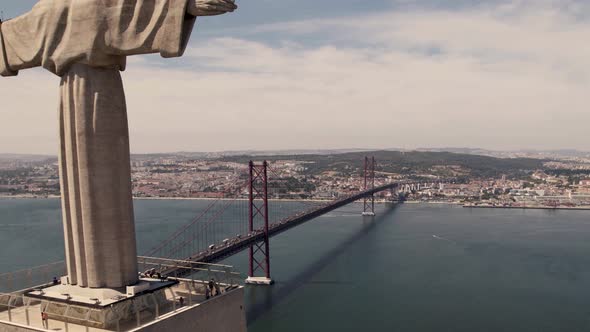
0;258;247;332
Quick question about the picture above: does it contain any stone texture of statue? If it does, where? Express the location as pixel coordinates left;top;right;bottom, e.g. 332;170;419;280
0;0;236;289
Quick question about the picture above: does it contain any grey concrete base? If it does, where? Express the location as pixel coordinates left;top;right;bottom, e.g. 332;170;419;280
1;283;246;332
362;212;376;216
21;279;177;329
245;277;274;285
26;278;175;307
133;287;247;332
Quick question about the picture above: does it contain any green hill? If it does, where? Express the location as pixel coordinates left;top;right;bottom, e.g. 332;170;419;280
222;150;546;179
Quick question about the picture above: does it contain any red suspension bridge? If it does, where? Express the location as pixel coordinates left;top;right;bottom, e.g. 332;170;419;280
142;157;444;284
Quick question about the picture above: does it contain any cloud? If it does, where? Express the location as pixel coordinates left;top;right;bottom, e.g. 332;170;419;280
0;0;588;154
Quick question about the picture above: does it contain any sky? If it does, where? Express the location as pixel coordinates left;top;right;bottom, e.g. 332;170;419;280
0;0;588;154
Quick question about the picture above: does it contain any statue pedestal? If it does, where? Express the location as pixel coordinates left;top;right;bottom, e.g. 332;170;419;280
25;278;178;329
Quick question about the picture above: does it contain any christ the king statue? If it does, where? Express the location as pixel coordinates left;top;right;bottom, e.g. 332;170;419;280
0;0;237;290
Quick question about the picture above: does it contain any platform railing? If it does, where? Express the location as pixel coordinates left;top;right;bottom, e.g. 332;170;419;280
0;293;107;330
138;256;242;289
0;261;66;293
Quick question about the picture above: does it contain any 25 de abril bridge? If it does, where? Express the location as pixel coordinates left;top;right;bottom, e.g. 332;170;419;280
0;156;447;331
141;156;446;284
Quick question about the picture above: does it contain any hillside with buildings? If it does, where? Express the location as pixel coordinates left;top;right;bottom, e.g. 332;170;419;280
1;150;590;208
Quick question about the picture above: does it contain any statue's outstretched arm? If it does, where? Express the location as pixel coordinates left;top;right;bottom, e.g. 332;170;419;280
0;1;48;77
187;0;237;17
0;21;18;76
0;0;239;77
107;0;237;61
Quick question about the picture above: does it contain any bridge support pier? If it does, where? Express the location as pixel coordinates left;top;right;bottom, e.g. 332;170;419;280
387;186;397;203
246;161;274;286
362;156;376;216
245;276;274;285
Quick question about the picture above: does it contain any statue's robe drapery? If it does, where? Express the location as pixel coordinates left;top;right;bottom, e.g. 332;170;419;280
0;0;196;289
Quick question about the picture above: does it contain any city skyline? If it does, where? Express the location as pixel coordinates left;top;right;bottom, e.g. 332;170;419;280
1;0;589;154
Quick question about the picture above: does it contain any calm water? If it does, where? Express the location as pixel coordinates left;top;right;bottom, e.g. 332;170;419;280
2;198;590;331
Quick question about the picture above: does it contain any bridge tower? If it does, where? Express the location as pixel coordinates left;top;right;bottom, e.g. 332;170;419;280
362;156;376;216
245;161;274;285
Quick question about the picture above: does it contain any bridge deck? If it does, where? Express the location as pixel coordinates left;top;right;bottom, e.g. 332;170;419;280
164;183;400;277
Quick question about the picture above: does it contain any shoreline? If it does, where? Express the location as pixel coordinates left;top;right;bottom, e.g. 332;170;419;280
0;196;458;206
463;205;590;211
1;195;588;211
0;195;61;200
404;200;459;205
0;195;369;203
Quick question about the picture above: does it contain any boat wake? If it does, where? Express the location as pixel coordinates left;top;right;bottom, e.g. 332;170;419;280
432;235;457;244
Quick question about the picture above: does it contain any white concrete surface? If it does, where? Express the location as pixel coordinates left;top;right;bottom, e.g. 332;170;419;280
133;287;247;332
245;277;274;285
27;279;175;305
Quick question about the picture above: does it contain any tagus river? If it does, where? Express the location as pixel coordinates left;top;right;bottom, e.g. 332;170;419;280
2;199;590;331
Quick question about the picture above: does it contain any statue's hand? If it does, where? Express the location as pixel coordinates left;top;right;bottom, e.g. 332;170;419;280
188;0;237;16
